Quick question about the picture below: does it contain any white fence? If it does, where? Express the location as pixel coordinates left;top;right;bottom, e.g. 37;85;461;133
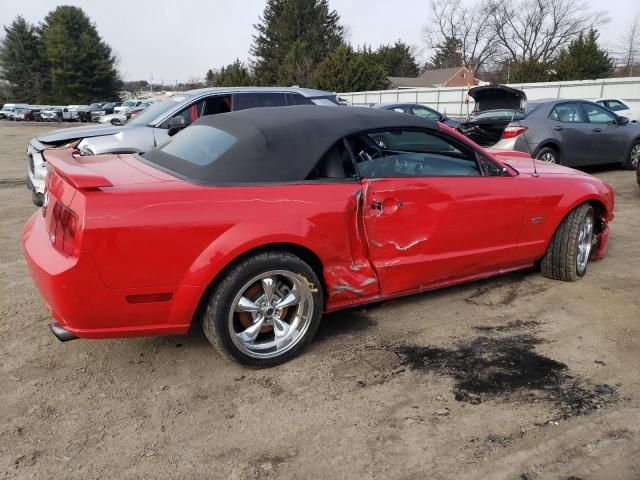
339;77;640;119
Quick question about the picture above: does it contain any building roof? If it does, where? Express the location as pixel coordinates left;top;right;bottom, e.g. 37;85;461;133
387;77;439;88
419;67;467;86
387;67;470;89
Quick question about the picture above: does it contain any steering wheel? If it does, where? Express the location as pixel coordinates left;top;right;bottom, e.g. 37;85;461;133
357;145;383;163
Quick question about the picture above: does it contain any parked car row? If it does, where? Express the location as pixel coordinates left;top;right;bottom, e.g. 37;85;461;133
368;87;640;171
1;99;157;123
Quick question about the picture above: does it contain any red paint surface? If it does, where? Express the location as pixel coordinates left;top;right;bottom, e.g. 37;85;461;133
23;140;614;339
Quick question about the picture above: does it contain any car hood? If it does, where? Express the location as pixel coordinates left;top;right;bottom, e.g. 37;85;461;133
493;154;587;176
469;85;527;113
37;124;127;144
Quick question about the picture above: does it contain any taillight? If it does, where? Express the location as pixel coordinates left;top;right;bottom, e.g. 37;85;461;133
49;201;78;255
502;126;528;139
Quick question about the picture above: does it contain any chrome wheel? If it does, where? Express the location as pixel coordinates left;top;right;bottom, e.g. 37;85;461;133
576;214;593;275
631;144;640;168
539;151;557;163
228;270;315;359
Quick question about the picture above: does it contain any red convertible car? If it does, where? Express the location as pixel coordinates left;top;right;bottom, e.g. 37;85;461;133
23;106;614;366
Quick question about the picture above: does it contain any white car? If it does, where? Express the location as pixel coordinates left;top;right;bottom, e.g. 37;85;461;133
0;103;29;119
98;102;152;125
594;98;640;122
114;99;145;114
66;105;88;121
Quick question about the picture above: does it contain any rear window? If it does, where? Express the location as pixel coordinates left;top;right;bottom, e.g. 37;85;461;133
158;125;237;166
235;93;286;110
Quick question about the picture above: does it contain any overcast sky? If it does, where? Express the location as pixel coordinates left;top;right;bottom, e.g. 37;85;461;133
0;0;636;82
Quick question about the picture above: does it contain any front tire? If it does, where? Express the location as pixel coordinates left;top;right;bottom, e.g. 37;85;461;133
201;251;324;367
541;204;594;282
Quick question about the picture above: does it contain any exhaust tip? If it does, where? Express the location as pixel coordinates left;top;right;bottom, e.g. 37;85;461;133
49;322;78;342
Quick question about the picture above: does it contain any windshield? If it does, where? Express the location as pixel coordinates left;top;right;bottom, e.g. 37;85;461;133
127;95;191;126
121;100;136;107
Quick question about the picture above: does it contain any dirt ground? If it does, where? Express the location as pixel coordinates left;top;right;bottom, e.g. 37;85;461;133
1;122;639;480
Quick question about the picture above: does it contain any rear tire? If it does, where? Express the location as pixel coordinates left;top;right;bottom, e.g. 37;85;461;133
201;251;324;367
536;146;560;164
625;141;640;170
541;204;594;282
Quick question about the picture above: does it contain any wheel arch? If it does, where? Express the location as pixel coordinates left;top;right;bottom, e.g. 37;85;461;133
543;195;610;249
191;242;327;325
533;140;562;159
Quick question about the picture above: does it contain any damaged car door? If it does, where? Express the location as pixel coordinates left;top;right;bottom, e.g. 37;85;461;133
355;128;526;295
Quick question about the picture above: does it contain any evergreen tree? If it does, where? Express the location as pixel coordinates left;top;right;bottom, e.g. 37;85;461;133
512;59;552;83
251;0;343;85
312;44;387;92
217;59;254;86
428;37;463;70
0;16;46;102
552;29;614;81
40;6;121;103
206;60;254;87
278;39;316;86
205;69;216;86
375;41;419;77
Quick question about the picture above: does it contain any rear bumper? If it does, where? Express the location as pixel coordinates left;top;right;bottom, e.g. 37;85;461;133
22;212;197;339
27;144;47;195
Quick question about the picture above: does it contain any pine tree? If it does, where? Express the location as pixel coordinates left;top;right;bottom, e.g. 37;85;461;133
251;0;343;85
375;41;419;77
278;39;316;86
552;29;614;81
205;69;216;86
217;59;254;86
312;44;387;92
0;16;46;102
428;37;463;70
40;6;121;103
512;59;552;83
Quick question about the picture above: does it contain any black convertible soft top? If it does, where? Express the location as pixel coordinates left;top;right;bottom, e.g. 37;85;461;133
142;105;438;185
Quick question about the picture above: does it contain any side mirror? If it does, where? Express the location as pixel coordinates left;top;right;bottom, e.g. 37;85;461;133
617;116;630;125
167;116;190;136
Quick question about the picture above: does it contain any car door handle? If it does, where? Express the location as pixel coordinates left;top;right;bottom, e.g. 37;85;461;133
371;199;403;214
592;128;602;133
553;126;564;131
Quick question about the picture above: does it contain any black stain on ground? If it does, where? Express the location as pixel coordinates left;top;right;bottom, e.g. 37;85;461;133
393;332;616;419
474;320;541;333
315;310;377;341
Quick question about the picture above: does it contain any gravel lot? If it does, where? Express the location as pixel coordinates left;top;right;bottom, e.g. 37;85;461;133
1;122;639;479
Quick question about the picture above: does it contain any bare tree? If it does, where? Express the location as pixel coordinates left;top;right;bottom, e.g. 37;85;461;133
617;15;640;77
424;0;499;72
487;0;607;64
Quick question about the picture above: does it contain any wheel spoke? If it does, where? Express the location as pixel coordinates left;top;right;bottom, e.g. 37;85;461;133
261;277;276;302
275;286;300;310
238;316;266;343
272;316;290;340
236;296;260;313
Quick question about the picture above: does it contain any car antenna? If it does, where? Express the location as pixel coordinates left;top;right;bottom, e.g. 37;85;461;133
511;95;538;178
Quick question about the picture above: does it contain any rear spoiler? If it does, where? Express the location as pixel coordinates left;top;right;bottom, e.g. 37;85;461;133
43;149;114;189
